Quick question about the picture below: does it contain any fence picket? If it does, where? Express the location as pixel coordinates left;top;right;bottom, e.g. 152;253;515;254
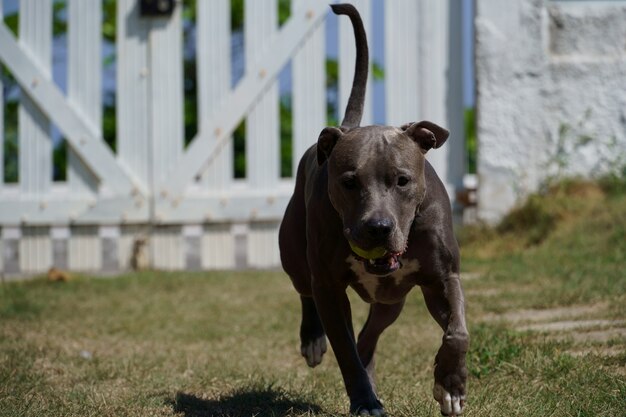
69;226;101;271
385;0;420;126
292;0;326;173
149;4;183;184
18;0;52;195
152;225;184;270
196;0;236;269
66;0;102;271
117;0;151;188
67;0;102;271
245;0;279;187
197;0;232;188
201;223;235;269
339;0;372;126
19;226;51;272
248;221;280;268
67;0;101;195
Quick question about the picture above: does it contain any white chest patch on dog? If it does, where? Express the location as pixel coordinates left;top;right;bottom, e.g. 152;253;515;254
346;256;420;301
346;256;378;299
392;258;420;284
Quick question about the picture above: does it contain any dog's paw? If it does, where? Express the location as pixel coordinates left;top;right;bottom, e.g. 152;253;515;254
355;406;385;416
433;383;465;416
300;335;327;367
350;397;385;416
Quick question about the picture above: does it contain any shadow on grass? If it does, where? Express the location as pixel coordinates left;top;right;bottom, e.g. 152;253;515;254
169;387;323;417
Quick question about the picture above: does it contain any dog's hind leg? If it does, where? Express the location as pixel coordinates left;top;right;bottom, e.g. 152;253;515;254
299;295;327;367
357;299;406;394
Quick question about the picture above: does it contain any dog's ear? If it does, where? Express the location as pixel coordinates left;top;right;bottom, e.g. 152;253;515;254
317;127;344;165
402;121;449;154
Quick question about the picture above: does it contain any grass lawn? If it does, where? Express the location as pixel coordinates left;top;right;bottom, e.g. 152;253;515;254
1;181;625;416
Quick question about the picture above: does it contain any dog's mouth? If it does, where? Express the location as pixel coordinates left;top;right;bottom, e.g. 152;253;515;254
352;250;404;276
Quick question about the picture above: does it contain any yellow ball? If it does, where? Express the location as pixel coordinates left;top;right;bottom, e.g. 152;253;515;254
349;241;387;259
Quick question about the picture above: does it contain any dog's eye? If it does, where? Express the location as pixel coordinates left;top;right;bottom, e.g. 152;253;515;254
342;176;357;190
397;176;410;187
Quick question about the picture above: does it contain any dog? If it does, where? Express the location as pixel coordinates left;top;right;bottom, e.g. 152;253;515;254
278;4;469;416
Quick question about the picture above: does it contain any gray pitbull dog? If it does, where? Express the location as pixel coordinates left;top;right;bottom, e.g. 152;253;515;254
279;4;469;416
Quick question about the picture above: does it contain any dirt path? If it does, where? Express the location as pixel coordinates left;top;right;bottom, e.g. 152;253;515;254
481;301;626;364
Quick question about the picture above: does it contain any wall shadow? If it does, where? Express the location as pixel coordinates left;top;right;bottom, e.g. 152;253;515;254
168;387;323;417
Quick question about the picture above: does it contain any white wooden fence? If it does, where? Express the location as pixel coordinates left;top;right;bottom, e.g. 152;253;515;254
0;0;464;275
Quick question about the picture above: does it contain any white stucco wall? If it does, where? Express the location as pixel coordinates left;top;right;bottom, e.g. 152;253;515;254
475;0;626;222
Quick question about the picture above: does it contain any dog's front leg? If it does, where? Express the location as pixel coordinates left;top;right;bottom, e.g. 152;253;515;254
421;273;469;416
312;280;384;416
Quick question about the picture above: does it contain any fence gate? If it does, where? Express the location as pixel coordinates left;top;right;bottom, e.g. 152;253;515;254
0;0;465;275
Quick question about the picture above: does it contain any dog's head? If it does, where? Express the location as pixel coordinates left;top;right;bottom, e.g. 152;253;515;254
317;121;449;276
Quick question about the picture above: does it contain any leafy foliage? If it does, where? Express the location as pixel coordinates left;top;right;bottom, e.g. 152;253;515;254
52;139;67;181
280;96;293;178
233;120;246;178
464;107;477;174
2;98;18;183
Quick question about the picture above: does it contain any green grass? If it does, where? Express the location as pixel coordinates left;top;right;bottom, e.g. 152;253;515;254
1;180;625;416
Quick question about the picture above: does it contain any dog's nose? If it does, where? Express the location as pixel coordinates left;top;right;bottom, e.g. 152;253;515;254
364;218;393;240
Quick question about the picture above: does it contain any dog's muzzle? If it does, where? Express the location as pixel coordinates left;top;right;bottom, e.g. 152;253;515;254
352;250;404;276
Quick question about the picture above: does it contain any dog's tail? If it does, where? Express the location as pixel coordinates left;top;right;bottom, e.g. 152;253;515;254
331;3;369;129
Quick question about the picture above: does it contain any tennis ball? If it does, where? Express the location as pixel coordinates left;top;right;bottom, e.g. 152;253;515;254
349;241;387;259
